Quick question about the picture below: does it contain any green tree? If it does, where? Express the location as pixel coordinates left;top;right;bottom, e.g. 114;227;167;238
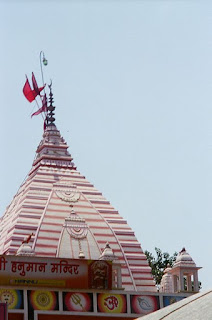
145;247;177;286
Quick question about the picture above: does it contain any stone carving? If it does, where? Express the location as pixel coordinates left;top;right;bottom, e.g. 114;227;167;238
65;212;88;240
55;183;80;203
64;209;88;259
89;261;109;289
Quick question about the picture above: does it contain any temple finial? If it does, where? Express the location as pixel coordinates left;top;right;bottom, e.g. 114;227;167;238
46;81;56;126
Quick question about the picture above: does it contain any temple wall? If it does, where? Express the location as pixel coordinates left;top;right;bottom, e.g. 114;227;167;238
1;286;192;320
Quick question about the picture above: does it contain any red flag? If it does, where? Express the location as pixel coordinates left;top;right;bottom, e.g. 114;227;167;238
32;72;45;95
23;75;45;103
31;94;47;117
23;77;37;102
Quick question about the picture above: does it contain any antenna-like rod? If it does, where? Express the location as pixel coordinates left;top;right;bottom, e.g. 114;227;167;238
39;51;48;93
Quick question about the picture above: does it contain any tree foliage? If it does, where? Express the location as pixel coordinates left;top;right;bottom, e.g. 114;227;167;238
145;247;178;286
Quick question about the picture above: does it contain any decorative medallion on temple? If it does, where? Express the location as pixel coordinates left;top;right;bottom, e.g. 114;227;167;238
64;210;88;240
54;182;80;203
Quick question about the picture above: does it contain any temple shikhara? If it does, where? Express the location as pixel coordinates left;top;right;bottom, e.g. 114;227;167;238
0;72;201;320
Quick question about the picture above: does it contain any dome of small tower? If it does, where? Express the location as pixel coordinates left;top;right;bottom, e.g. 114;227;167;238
173;248;196;268
99;242;116;261
16;243;35;256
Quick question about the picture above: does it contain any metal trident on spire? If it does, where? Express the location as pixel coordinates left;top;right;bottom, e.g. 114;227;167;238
46;81;56;126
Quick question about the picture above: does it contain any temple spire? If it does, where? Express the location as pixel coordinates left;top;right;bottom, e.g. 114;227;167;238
46;82;56;126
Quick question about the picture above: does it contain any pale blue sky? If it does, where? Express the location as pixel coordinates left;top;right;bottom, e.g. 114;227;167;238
0;1;212;290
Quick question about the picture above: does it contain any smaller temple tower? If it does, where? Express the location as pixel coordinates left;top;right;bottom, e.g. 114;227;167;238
160;264;174;293
160;248;201;293
99;242;122;289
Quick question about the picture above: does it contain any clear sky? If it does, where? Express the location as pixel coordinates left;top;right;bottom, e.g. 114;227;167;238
0;1;212;290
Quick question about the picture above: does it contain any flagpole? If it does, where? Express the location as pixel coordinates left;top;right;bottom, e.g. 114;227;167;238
40;51;48;119
34;97;45;121
40;51;47;90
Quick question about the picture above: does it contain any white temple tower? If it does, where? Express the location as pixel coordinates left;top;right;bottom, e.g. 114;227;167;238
0;90;156;293
160;248;201;293
170;248;201;293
